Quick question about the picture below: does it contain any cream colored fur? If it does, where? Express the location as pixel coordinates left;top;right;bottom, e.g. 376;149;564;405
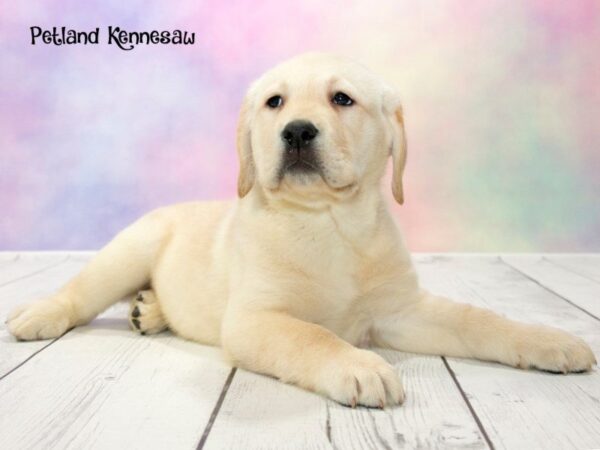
7;53;596;408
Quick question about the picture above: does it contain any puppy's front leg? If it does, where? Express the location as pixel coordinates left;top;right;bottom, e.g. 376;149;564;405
222;310;404;407
372;291;596;373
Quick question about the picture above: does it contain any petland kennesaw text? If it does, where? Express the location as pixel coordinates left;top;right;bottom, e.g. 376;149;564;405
30;26;195;51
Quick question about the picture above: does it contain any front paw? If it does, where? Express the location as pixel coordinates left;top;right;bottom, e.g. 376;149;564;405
316;348;404;408
6;299;72;341
512;325;597;373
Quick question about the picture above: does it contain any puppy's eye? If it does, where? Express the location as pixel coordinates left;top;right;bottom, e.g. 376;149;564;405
266;95;283;108
332;92;353;106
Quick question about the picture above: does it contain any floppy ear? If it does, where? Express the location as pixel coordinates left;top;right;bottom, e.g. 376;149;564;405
386;100;408;205
390;106;407;204
236;96;255;198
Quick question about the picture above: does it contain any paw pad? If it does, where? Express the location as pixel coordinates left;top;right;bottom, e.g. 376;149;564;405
128;290;168;335
131;318;141;330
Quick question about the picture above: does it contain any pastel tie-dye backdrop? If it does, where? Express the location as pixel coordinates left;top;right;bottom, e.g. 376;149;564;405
1;1;599;251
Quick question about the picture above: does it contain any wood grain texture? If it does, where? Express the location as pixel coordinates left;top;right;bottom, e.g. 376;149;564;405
414;255;600;450
0;254;93;376
503;254;600;318
0;326;231;450
0;253;70;286
0;253;233;449
543;254;600;284
328;351;486;450
1;253;599;449
206;350;486;449
204;369;332;450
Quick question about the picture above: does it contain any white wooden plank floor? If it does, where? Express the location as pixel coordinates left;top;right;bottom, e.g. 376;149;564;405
0;253;598;450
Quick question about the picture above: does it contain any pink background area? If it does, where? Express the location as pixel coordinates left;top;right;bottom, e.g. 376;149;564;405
1;1;599;251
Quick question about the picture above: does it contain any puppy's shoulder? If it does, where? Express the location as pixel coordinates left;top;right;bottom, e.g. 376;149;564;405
139;200;234;230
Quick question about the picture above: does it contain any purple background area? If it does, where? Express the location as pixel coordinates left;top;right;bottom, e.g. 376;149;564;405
1;1;599;251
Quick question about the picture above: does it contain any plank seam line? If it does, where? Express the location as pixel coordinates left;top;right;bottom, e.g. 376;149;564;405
0;255;75;381
325;401;332;443
500;257;600;323
441;357;495;450
196;367;237;450
541;256;600;285
0;331;72;381
0;254;71;288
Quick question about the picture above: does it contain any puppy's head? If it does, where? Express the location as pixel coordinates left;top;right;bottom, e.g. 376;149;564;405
237;53;407;206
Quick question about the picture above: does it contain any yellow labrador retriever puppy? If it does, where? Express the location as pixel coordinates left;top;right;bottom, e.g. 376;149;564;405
7;53;596;408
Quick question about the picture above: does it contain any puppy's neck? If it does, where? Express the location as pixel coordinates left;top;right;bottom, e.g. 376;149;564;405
243;184;391;239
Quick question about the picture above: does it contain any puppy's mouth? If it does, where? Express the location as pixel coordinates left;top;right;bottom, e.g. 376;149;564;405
283;157;320;174
277;159;357;193
273;146;358;199
280;148;321;176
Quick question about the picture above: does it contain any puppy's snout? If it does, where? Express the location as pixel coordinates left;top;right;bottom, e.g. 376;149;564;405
281;120;319;150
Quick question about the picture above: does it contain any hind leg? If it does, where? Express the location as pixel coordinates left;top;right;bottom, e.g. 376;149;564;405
129;289;168;335
7;211;169;341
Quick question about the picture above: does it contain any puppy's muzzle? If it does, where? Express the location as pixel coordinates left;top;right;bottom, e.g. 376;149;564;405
281;120;320;173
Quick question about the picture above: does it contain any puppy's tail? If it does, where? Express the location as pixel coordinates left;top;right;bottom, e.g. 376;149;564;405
59;209;171;326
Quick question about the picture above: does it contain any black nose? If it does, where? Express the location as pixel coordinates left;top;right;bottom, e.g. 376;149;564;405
281;120;319;149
